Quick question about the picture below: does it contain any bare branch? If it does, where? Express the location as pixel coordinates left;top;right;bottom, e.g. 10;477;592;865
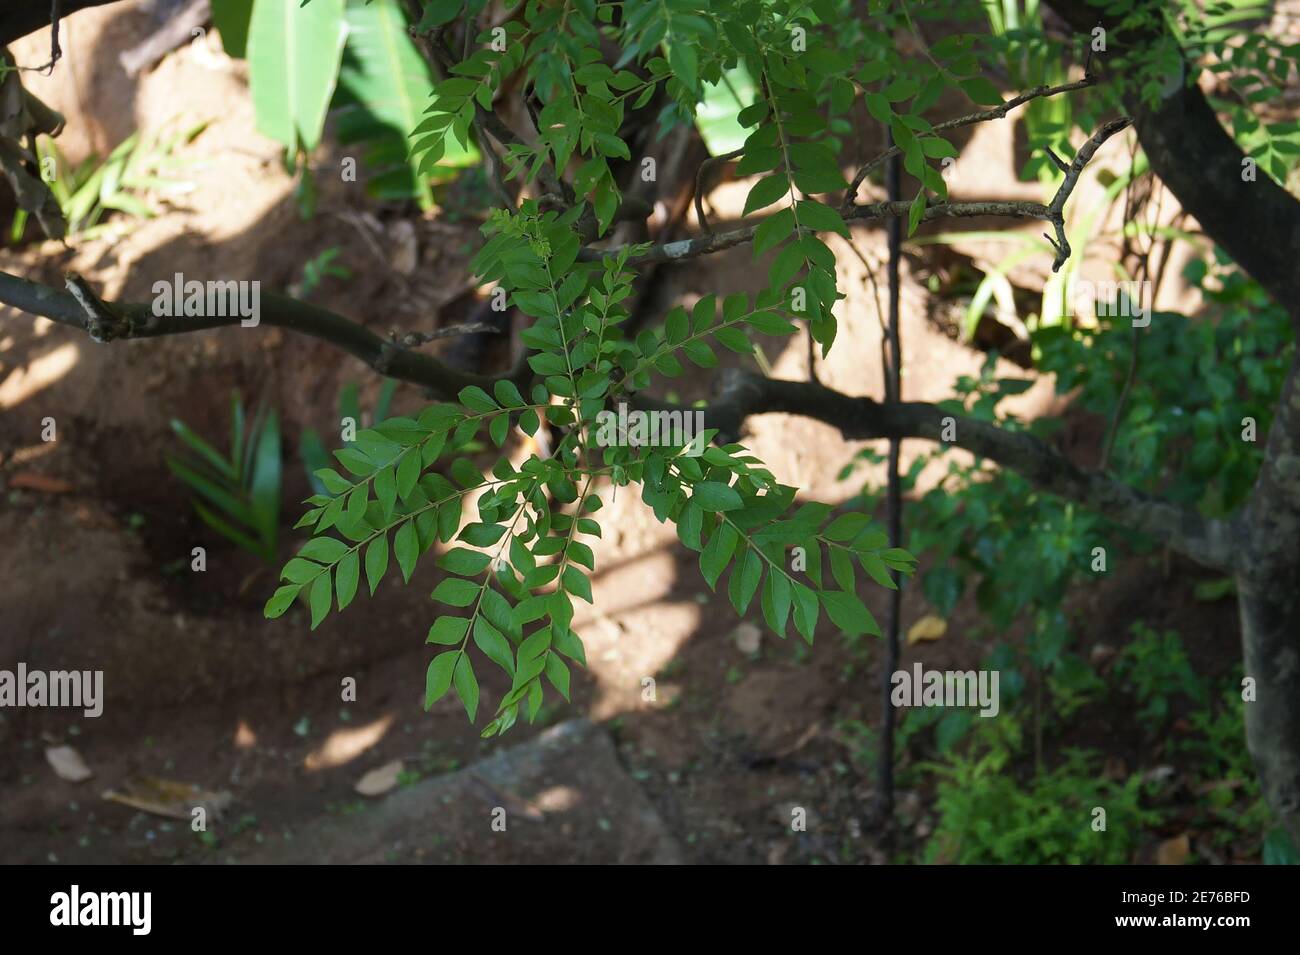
1042;115;1132;269
583;198;1048;265
471;112;516;209
581;199;1043;265
393;322;503;347
693;147;742;235
0;269;524;401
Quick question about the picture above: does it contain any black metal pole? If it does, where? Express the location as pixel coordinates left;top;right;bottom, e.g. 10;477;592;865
875;124;904;824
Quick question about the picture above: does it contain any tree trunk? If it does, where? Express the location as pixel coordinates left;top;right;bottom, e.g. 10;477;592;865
1239;566;1300;848
1238;368;1300;847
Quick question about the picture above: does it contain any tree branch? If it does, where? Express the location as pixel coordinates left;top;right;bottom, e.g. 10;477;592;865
693;147;743;235
637;369;1235;571
841;76;1099;211
0;269;524;400
581;118;1129;269
1;1;117;50
582;199;1045;265
1040;115;1132;268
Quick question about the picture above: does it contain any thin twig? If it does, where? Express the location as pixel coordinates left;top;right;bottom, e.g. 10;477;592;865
1101;323;1141;472
583;198;1053;265
1041;116;1133;271
584;110;1129;271
841;76;1097;212
472;113;515;209
376;321;502;374
693;148;742;235
22;0;63;75
841;236;888;342
900;0;947;80
396;322;503;347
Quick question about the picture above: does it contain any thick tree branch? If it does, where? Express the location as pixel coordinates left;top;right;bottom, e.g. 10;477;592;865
638;369;1235;570
1;1;119;49
0;269;524;400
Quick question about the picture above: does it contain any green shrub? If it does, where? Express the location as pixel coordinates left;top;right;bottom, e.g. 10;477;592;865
925;742;1156;864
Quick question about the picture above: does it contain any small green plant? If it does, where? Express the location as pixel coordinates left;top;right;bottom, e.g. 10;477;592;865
1171;680;1297;862
166;391;282;563
838;691;982;789
291;247;352;300
924;735;1157;864
13;122;206;242
1115;623;1206;729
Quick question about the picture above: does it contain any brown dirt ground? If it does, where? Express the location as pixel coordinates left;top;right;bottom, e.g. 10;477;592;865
0;5;1247;864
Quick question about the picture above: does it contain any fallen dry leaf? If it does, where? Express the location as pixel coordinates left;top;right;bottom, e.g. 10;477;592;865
355;759;404;797
46;745;93;782
906;615;947;645
1156;834;1191;865
102;776;232;820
